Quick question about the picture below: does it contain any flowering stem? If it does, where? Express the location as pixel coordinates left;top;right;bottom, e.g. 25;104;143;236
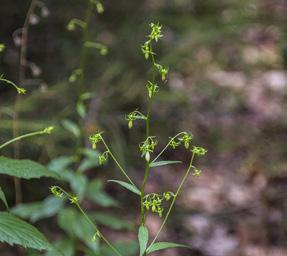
148;152;196;249
0;129;51;150
52;187;122;256
151;132;186;163
100;135;135;186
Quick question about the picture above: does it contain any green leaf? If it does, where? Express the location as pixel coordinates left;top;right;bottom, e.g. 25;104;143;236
0;156;60;179
138;225;149;256
108;180;141;196
58;208;99;252
61;119;80;137
11;196;64;222
0;186;8;208
147;242;188;254
149;160;182;168
46;238;75;256
86;180;119;207
0;212;52;251
91;213;132;230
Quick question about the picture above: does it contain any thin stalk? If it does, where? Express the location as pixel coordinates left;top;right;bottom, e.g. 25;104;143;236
78;0;93;95
139;40;157;225
75;203;122;256
0;129;50;150
13;0;37;204
100;136;135;186
148;152;195;249
75;0;93;154
53;187;122;256
151;132;186;163
140;97;152;224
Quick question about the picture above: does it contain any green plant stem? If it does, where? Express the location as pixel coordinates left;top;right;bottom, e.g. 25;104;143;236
151;132;186;163
139;40;158;226
75;202;122;256
147;152;196;250
74;0;93;155
140;97;152;225
78;0;93;95
54;187;122;256
100;136;135;186
0;130;48;150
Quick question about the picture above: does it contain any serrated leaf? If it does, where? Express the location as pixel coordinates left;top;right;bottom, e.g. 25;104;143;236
0;156;60;179
149;160;182;168
0;212;52;251
0;186;8;208
61;119;80;137
108;180;140;196
146;242;188;254
138;225;149;256
11;196;64;222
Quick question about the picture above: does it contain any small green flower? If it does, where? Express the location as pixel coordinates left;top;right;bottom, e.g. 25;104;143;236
69;196;79;204
146;81;159;98
141;41;154;60
170;138;181;149
50;186;63;198
125;110;146;129
43;126;54;134
16;87;26;95
139;136;157;161
192;146;207;156
99;151;109;165
89;132;103;149
192;168;202;177
179;132;193;149
155;63;168;81
149;23;163;42
0;44;5;52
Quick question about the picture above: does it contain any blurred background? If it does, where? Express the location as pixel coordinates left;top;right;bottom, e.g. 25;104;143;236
0;0;287;255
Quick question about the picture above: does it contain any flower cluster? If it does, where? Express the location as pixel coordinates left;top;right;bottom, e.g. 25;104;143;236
155;64;168;81
192;146;207;156
125;110;146;129
169;132;193;150
50;186;63;198
146;81;159;98
148;23;163;42
139;136;157;162
98;151;109;165
143;192;175;218
89;132;103;149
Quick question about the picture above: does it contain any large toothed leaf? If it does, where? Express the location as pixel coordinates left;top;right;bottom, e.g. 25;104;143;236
0;156;60;179
108;180;141;196
0;212;52;251
0;186;8;208
138;225;149;256
147;242;188;254
149;160;181;168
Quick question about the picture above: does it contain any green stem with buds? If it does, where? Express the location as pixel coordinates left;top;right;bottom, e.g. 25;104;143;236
0;127;53;150
100;135;135;186
148;152;196;249
51;186;122;256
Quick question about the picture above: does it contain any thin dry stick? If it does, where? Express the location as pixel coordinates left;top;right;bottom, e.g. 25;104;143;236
13;0;37;204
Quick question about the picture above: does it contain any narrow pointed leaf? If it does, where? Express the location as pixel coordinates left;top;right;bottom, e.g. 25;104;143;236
108;180;140;195
0;212;52;251
147;242;188;254
138;225;149;256
149;160;182;168
0;156;60;179
0;186;8;208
